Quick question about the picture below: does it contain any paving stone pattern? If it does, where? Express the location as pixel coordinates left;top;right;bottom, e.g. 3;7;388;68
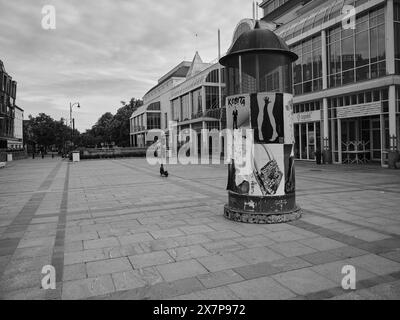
0;158;400;300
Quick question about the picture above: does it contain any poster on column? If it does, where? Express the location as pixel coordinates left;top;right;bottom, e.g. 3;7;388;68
250;92;284;144
227;142;288;197
284;144;296;194
226;92;296;197
283;94;295;145
226;94;250;130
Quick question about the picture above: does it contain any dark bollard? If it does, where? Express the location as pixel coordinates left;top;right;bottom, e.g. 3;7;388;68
315;150;322;165
32;153;35;159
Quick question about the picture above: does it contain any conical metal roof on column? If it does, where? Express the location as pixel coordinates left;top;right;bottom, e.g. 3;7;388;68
219;21;298;66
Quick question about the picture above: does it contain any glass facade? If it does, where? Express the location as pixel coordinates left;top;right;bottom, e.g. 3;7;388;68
279;0;376;42
191;88;202;116
181;94;190;121
172;98;180;121
148;101;160;111
206;68;225;83
225;53;292;96
293;100;321;114
147;113;161;129
263;0;290;17
205;86;219;110
327;7;386;88
261;1;398;166
292;35;322;95
294;122;321;161
327;87;390;163
395;0;400;74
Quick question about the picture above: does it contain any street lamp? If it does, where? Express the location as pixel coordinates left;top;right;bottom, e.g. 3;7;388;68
69;102;80;152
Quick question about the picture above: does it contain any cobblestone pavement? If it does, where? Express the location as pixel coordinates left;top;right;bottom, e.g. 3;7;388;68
0;157;400;300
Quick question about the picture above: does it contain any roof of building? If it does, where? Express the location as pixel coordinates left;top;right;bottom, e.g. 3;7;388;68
158;61;191;84
186;52;212;78
0;60;6;73
274;0;353;41
143;61;191;97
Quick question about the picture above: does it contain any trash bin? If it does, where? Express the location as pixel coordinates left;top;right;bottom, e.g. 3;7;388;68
7;153;12;162
72;151;80;162
388;151;399;169
315;150;322;165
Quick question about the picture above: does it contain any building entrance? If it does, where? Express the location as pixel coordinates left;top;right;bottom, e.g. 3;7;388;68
339;116;386;164
294;122;321;161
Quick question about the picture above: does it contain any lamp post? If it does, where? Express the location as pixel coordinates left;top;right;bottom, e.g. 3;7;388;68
69;102;80;152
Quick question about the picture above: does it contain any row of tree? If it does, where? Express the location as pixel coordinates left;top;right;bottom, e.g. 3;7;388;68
23;98;143;152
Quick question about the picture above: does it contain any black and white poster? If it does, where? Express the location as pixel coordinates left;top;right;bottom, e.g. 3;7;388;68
250;92;284;144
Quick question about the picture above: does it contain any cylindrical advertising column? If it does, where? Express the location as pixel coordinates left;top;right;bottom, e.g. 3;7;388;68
220;22;301;224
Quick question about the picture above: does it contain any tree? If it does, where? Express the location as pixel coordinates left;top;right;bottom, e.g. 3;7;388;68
92;112;114;144
23;113;79;152
110;99;142;147
81;97;143;148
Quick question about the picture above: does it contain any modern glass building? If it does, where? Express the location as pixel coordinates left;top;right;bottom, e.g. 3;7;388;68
130;52;226;150
260;0;400;166
130;61;191;147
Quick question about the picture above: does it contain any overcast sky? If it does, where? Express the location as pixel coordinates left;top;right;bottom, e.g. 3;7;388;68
0;0;256;131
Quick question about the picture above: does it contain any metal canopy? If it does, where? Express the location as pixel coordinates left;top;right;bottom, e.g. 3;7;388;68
219;22;298;67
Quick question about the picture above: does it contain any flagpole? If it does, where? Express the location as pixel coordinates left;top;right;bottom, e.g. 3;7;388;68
218;28;222;133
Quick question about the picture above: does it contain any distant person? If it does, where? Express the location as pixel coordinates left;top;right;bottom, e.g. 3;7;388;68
232;107;238;129
153;136;168;177
160;164;168;177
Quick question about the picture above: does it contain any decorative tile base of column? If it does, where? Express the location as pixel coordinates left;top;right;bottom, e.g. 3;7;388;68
224;205;302;224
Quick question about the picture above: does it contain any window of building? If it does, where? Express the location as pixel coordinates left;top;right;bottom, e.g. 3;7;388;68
181;94;190;121
172;98;180;121
263;0;290;17
147;113;161;130
206;68;225;83
395;0;400;74
148;102;160;111
327;88;390;120
205;86;220;110
293;100;321;114
291;34;322;95
192;88;202;116
327;6;386;88
226;66;240;96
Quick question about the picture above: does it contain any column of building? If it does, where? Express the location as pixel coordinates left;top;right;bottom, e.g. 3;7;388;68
202;86;206;131
321;29;331;163
386;0;398;150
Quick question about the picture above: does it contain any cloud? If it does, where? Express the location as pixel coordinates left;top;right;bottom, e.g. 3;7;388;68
0;0;251;130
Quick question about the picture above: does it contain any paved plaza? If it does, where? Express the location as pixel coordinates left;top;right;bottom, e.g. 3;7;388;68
0;157;400;300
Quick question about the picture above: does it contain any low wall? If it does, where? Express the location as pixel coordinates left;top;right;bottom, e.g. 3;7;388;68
0;150;27;161
78;147;147;160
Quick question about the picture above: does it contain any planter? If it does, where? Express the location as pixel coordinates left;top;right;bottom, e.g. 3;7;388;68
323;150;332;164
388;151;400;169
315;151;322;165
